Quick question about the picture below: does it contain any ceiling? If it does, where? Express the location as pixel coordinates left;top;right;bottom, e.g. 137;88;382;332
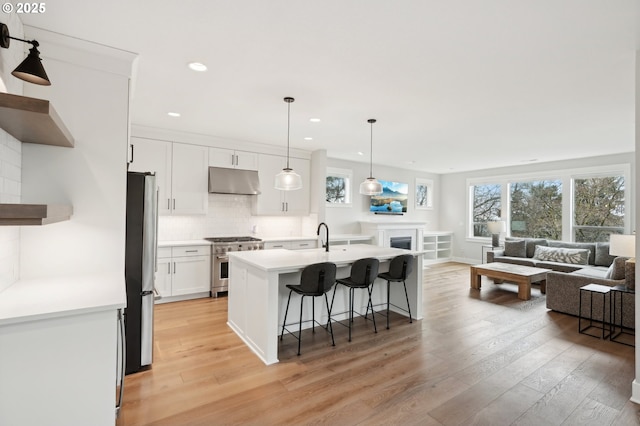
19;1;637;174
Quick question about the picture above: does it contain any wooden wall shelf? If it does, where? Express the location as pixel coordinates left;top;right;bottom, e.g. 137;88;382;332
0;204;73;225
0;93;74;147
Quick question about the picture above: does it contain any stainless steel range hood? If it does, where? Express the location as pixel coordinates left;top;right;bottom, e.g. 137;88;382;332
208;167;261;195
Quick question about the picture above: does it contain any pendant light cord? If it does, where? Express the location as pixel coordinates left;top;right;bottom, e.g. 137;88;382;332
286;100;291;169
369;121;373;178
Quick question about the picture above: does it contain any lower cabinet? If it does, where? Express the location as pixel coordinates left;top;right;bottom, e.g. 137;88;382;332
423;232;453;263
156;244;211;303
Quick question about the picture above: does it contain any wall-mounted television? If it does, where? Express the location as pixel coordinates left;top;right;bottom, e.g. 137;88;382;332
369;179;408;214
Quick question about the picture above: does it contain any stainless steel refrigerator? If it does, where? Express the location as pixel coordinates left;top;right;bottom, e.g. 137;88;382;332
124;171;158;374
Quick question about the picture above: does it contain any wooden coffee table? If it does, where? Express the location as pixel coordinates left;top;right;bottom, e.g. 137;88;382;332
470;262;551;300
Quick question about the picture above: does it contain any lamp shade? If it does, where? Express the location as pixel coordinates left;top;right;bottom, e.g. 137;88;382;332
487;220;506;234
359;177;383;195
274;168;302;191
609;234;635;258
12;45;51;86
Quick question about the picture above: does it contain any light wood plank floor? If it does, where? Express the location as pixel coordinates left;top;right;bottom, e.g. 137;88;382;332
118;262;639;425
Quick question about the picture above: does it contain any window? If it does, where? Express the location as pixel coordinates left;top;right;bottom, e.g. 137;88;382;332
573;175;625;242
510;179;562;240
415;178;434;209
471;183;501;237
326;167;352;205
467;164;631;242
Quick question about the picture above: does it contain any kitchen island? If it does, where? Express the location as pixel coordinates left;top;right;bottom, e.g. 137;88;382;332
228;244;423;364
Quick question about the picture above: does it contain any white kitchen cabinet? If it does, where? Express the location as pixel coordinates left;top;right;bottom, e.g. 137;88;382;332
209;147;258;171
253;154;310;215
263;238;318;250
156;244;211;303
129;138;208;215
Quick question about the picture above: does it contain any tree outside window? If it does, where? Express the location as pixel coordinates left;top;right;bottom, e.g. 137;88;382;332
573;176;625;242
472;183;501;237
509;180;562;240
326;167;352;205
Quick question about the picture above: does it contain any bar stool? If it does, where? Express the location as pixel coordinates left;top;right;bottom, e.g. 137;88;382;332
377;254;414;329
280;262;337;356
330;257;380;342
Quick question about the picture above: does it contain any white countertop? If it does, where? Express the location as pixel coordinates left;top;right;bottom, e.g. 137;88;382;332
0;274;126;326
260;235;318;242
228;244;423;272
158;239;212;247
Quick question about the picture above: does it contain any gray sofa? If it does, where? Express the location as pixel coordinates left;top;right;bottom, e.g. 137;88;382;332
487;238;634;328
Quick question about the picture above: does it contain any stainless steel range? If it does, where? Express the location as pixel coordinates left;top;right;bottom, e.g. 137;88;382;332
205;236;264;297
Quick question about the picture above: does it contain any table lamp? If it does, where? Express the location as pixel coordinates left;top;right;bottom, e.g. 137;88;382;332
487;220;506;248
609;234;636;291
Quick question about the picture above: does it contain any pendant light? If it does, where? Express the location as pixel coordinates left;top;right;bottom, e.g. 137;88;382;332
274;97;302;190
359;118;383;195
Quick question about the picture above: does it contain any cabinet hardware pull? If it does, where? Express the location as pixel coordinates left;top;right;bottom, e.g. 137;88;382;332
130;144;134;164
116;308;126;415
168;263;171;274
173;262;176;274
185;250;198;253
173;199;176;210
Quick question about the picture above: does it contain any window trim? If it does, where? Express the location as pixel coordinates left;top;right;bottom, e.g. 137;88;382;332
466;163;631;242
325;167;353;207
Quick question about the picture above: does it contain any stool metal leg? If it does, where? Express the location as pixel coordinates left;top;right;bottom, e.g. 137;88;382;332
403;280;413;323
324;293;335;346
280;289;293;340
368;285;377;333
386;280;391;329
297;295;304;356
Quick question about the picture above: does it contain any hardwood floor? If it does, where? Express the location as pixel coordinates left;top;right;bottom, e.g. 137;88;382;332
118;262;639;425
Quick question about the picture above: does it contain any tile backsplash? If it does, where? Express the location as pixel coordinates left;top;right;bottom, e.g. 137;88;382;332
158;194;317;241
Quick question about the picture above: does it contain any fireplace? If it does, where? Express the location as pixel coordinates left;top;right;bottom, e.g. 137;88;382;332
390;236;412;250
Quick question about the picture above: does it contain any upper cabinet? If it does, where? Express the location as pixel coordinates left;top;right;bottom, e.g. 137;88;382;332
0;93;74;147
130;138;208;215
253;154;310;215
208;147;258;171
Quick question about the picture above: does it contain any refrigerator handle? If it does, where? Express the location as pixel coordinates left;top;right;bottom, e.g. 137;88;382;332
155;187;160;273
116;308;126;417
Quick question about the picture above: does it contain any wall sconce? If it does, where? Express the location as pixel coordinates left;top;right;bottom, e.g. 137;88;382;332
0;22;51;86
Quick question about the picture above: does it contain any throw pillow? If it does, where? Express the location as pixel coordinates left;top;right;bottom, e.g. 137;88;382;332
595;242;617;267
532;245;590;265
524;238;548;258
504;240;526;258
605;262;615;279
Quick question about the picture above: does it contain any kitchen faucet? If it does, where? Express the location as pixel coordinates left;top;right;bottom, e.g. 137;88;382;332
317;222;329;252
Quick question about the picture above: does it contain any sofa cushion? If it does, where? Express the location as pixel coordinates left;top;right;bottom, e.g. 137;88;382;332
548;241;596;265
493;256;537;268
533;245;590;265
535;261;585;273
504;240;526;257
595;242;616;267
572;267;608;279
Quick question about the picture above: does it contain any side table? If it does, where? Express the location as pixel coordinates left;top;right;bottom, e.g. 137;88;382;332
578;284;610;339
609;285;635;347
482;245;502;264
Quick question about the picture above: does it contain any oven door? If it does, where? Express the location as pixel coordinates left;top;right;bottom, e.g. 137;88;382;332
212;254;229;296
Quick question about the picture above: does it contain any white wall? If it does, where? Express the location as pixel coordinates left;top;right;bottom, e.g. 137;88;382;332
324;157;440;234
18;27;135;279
0;13;24;292
440;152;635;264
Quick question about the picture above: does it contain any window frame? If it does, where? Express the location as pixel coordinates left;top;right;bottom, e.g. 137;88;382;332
466;164;631;242
415;178;434;210
325;167;353;207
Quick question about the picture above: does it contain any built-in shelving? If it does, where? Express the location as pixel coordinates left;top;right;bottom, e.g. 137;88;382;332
0;92;74;147
0;204;73;225
423;232;453;263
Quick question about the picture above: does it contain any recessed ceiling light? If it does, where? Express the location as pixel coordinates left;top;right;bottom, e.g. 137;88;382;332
309;118;321;123
168;112;181;117
188;62;207;72
304;137;313;141
357;151;364;156
522;158;538;163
